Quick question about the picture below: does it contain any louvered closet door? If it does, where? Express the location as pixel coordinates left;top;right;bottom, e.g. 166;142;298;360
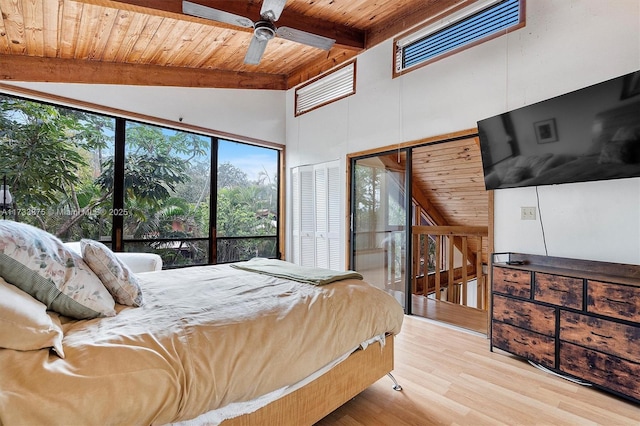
291;169;301;264
291;166;315;267
326;165;341;270
314;167;328;268
291;161;341;269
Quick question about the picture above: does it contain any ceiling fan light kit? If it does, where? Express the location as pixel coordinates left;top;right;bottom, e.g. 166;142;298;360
182;0;336;65
254;21;277;41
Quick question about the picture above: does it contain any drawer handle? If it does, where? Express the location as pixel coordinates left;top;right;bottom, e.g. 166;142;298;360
590;331;613;339
547;286;568;293
513;338;528;345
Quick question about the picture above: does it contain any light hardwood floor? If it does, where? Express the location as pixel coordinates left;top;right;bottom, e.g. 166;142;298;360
411;296;488;335
316;315;640;425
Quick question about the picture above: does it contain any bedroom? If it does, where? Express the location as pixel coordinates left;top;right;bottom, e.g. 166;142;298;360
1;0;639;424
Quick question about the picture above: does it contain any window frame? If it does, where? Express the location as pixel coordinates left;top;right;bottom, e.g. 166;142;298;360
393;0;526;78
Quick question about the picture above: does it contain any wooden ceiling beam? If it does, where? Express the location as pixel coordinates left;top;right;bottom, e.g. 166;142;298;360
82;0;365;50
366;0;468;48
286;48;359;89
0;54;287;89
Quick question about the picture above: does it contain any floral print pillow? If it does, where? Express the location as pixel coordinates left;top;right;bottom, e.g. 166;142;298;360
81;239;144;307
0;221;116;319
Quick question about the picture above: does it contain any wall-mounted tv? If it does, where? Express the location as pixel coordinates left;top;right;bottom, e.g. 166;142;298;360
477;70;640;190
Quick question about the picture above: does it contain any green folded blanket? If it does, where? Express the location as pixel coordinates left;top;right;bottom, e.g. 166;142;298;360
231;258;363;286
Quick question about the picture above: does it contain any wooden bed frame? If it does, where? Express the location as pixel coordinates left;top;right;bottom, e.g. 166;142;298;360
224;334;395;425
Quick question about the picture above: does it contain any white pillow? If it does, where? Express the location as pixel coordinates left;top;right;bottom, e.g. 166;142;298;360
0;278;65;358
0;221;116;319
81;239;144;307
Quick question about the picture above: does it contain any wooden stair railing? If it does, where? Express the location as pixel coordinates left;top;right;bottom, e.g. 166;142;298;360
412;226;489;310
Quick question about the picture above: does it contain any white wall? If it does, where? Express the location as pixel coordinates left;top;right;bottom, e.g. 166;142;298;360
1;82;286;144
286;0;640;265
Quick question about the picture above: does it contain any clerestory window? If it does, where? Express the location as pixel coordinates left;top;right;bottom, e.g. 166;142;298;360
394;0;525;76
295;60;356;116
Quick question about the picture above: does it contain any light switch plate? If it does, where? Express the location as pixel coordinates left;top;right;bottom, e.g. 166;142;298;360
521;206;536;220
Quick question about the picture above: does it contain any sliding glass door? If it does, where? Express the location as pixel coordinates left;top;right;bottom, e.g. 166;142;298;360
351;151;409;310
350;137;491;333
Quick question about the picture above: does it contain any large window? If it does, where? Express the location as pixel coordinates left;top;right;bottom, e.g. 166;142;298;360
0;93;282;268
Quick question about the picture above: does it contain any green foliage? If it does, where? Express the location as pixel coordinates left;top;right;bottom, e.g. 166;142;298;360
0;96;113;238
0;98;97;206
217;187;261;237
216;165;277;238
217;162;249;189
98;153;189;208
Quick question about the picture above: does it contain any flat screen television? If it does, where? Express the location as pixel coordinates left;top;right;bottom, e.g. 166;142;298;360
477;70;640;190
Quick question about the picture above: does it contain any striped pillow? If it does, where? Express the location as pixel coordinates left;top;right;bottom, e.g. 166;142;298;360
0;221;115;319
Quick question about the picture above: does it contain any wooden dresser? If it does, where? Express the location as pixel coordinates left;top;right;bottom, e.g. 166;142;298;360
490;252;640;403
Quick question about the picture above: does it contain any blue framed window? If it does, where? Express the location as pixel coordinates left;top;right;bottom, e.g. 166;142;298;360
395;0;525;74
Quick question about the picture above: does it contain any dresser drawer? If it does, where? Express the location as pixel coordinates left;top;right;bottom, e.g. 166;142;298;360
493;266;531;298
493;294;556;337
560;311;640;362
535;272;582;309
587;280;640;322
492;321;555;368
559;342;640;402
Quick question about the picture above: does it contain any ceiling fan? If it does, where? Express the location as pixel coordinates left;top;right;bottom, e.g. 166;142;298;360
182;0;336;65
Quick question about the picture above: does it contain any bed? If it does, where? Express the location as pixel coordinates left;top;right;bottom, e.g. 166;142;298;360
0;222;404;425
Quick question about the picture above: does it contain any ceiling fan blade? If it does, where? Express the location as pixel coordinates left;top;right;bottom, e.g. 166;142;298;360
260;0;287;21
182;1;253;28
244;36;269;65
276;27;336;50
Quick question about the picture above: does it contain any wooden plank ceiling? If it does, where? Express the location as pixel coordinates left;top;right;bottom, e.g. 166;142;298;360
412;138;488;229
412;138;489;261
0;0;470;89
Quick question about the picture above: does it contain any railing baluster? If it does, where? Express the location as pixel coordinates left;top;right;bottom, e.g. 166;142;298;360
477;236;484;309
411;226;488;309
421;234;428;296
435;234;442;301
448;235;454;302
462;236;468;305
412;233;419;295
